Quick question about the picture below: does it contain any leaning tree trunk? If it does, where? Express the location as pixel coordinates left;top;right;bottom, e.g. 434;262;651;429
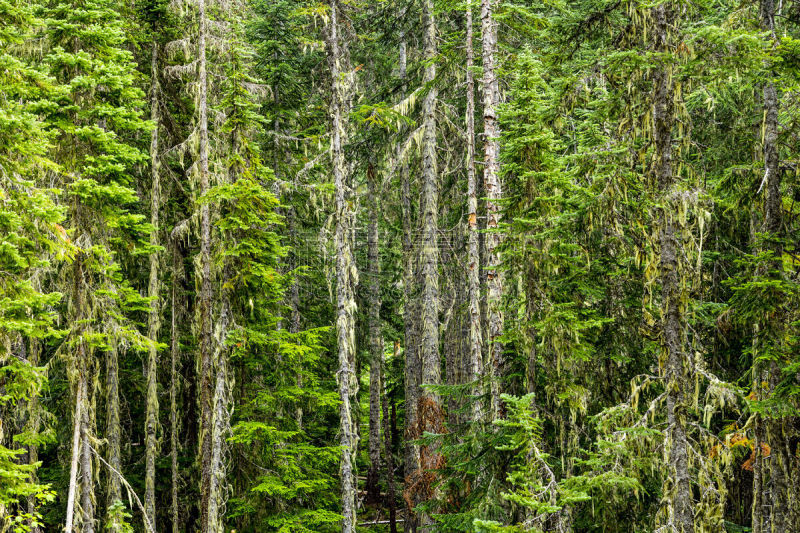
417;0;442;527
465;0;483;424
366;162;383;505
480;0;504;422
652;5;693;532
144;41;162;533
328;2;358;531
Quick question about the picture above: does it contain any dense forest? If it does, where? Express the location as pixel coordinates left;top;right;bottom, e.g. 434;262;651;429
1;0;799;531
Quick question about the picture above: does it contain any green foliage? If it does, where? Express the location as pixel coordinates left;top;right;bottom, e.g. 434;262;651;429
104;501;134;533
0;1;62;529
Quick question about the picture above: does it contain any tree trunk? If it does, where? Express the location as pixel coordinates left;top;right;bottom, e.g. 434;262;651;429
105;344;122;531
66;254;96;533
26;339;42;533
759;2;789;531
65;368;84;533
465;0;483;424
398;35;420;533
145;41;161;533
288;207;303;429
206;292;231;533
418;0;442;526
753;405;763;533
480;0;504;422
653;5;693;532
196;0;214;526
366;162;383;505
170;239;183;533
383;344;399;533
80;365;95;533
328;2;358;531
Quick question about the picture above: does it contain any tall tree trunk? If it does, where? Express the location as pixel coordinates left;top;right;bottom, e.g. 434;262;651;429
398;35;421;533
418;0;442;527
480;0;504;422
465;0;483;424
366;162;383;505
205;118;243;533
65;365;84;533
26;338;42;533
170;239;184;533
196;0;214;526
66;254;96;533
653;5;693;532
383;344;399;533
145;41;161;533
206;287;231;533
328;2;358;531
288;207;303;428
105;344;122;531
80;360;95;533
757;2;788;530
752;389;764;533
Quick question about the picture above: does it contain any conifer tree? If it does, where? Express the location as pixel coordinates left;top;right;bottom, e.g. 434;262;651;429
3;1;800;532
39;0;151;529
0;4;62;529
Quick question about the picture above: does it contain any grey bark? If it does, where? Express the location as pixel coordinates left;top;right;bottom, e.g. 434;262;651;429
465;0;483;424
399;36;420;533
105;344;122;530
26;339;42;533
418;0;442;527
758;2;789;531
66;255;96;533
366;162;383;504
170;239;183;533
328;2;358;531
80;366;95;533
480;0;504;422
288;208;303;429
145;41;161;533
382;346;398;533
65;368;84;533
206;296;231;533
196;0;215;526
653;5;693;532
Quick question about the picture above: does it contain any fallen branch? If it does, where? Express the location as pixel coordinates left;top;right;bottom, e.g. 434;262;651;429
88;444;155;533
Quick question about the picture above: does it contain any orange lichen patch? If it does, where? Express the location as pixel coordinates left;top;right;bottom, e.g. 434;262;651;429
742;442;772;471
760;442;771;457
55;223;70;242
729;432;750;448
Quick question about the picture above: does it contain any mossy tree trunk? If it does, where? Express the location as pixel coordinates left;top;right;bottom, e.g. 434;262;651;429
328;1;358;530
481;0;504;422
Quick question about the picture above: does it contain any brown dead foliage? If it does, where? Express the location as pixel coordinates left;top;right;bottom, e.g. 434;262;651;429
402;396;449;514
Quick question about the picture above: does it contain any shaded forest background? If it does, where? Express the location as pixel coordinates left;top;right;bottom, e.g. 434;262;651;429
1;0;800;532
